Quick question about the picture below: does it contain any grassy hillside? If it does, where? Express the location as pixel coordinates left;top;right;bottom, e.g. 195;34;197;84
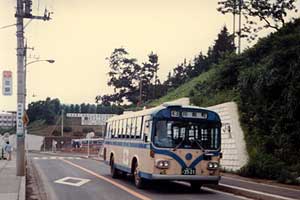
150;65;238;107
150;19;300;184
149;68;218;106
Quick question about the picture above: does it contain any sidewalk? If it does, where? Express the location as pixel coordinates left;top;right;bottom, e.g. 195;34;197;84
0;153;25;200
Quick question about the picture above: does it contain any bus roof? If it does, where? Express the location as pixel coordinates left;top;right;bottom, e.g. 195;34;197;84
106;104;220;122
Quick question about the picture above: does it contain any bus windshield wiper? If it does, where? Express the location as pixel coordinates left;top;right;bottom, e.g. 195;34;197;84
194;139;204;151
173;138;184;151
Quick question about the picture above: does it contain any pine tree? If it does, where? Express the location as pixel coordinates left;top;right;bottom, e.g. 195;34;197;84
210;26;236;63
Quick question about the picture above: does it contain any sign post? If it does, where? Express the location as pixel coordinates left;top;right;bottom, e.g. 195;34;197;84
86;132;95;158
2;71;13;96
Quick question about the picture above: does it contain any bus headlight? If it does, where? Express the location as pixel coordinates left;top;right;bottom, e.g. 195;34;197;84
155;159;170;169
207;162;219;170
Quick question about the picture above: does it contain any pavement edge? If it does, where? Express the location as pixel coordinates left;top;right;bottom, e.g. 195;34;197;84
206;184;289;200
18;176;26;200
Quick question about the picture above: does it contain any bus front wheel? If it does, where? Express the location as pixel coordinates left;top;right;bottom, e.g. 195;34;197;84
110;156;120;178
133;162;146;189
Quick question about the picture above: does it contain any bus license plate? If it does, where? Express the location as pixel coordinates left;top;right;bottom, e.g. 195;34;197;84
182;168;196;175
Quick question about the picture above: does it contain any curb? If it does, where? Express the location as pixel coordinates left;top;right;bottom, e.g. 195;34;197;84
18;176;26;200
206;184;293;200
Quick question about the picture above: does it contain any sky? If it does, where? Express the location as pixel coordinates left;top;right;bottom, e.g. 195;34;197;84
0;0;299;111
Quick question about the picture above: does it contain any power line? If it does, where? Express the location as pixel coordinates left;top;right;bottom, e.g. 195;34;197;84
0;23;17;30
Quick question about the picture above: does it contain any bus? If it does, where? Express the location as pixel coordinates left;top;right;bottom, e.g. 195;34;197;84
72;138;103;149
102;104;222;190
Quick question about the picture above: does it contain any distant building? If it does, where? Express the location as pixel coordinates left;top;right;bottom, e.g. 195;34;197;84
66;113;115;126
0;111;16;128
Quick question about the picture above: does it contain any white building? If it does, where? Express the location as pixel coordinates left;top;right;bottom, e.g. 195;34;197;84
0;111;16;128
66;113;115;126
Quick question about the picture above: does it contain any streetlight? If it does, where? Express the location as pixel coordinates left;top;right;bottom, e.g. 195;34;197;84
23;59;55;156
26;59;55;66
24;59;55;104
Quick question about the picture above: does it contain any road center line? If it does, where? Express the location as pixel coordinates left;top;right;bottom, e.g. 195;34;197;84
61;159;151;200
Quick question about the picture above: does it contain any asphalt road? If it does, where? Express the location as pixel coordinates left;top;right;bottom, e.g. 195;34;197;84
29;152;248;200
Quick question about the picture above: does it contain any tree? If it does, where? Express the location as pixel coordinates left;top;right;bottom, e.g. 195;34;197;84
106;48;141;104
74;104;80;113
98;48;162;105
140;52;160;101
210;26;236;63
27;97;61;125
217;0;298;41
193;52;209;76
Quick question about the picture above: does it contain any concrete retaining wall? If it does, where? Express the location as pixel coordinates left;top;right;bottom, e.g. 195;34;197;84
207;102;248;171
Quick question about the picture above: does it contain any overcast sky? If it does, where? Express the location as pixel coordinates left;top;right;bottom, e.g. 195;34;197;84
0;0;299;111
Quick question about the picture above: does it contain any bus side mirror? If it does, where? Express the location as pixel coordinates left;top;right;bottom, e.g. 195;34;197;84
144;135;148;143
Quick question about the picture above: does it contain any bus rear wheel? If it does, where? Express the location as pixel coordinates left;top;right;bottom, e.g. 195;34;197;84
133;162;146;189
110;156;120;178
190;181;202;192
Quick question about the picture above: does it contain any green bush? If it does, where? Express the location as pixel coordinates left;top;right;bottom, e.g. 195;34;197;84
239;152;284;179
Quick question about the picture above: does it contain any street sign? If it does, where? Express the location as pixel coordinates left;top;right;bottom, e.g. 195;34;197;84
22;112;29;126
16;103;24;137
2;70;13;96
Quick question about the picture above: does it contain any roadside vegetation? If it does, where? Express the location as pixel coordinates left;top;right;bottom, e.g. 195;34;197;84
149;19;300;184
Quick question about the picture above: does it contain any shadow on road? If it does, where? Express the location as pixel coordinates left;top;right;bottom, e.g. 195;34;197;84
114;174;215;195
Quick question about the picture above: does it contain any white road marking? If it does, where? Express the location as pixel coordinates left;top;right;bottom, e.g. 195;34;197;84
223;176;300;192
202;187;253;200
54;177;90;187
175;181;253;200
220;183;298;200
33;156;82;160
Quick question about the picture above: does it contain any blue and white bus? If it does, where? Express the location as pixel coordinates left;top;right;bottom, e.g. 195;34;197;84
102;104;221;190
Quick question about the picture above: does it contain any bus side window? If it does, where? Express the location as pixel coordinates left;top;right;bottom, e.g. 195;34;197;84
111;121;115;138
123;119;126;139
131;117;136;139
136;116;143;139
107;122;111;139
118;119;122;138
127;118;131;138
104;123;108;138
143;119;151;143
116;120;120;139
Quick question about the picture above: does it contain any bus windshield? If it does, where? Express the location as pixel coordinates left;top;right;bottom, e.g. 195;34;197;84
154;120;220;150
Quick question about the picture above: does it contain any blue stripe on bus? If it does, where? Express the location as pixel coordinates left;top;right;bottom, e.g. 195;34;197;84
104;140;150;149
151;147;188;168
189;151;220;168
105;140;219;169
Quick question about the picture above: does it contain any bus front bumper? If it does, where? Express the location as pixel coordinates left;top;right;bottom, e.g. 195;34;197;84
149;174;221;182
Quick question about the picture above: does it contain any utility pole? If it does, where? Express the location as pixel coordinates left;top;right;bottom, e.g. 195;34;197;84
16;0;26;176
238;0;242;54
139;80;143;106
61;110;64;137
15;0;52;176
233;0;236;47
